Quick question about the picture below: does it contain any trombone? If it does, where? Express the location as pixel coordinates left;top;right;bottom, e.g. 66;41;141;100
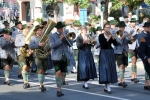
64;32;76;47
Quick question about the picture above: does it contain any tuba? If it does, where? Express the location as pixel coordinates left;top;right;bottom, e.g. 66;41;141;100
35;19;56;59
20;21;39;57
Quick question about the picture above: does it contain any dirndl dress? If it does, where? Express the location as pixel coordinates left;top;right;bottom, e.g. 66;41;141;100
77;47;97;81
99;49;118;84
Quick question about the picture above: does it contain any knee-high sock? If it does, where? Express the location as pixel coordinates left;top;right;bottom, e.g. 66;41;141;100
131;65;137;73
119;69;124;79
38;74;44;84
22;70;27;82
55;77;62;87
27;71;30;82
4;70;10;80
145;71;150;80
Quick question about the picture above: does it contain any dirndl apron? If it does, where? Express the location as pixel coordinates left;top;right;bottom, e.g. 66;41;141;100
77;47;97;81
99;49;118;84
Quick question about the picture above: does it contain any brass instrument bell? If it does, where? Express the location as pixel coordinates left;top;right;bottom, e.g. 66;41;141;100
67;32;76;40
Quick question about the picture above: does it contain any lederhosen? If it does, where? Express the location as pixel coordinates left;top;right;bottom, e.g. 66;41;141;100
53;51;68;73
1;40;15;68
19;45;34;69
34;36;48;72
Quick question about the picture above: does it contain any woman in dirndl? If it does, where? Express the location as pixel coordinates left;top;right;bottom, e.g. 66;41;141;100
76;26;97;89
98;23;118;94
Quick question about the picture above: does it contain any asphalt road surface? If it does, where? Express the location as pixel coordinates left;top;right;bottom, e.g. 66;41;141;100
0;61;150;100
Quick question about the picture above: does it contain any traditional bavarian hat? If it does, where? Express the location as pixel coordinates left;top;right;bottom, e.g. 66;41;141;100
34;25;43;32
55;22;66;29
1;28;10;34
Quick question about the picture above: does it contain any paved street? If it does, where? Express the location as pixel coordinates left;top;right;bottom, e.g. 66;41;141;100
0;60;150;100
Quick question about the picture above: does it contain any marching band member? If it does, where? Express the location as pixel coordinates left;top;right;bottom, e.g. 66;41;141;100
138;23;150;88
135;22;150;90
98;23;118;94
125;18;139;83
29;25;47;92
70;20;81;73
50;22;72;97
109;20;118;35
114;21;131;88
15;24;33;89
12;21;23;79
93;26;102;68
76;26;97;89
0;28;15;85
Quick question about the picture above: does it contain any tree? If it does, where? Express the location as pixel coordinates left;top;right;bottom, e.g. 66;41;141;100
90;14;101;25
63;0;89;9
42;0;59;4
111;0;144;12
145;0;150;5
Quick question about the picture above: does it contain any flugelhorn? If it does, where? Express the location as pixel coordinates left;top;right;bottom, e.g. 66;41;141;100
87;34;97;46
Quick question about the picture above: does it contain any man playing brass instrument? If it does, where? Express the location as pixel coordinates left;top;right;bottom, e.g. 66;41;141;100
15;24;33;89
29;25;47;92
0;28;15;85
50;22;73;97
114;21;132;87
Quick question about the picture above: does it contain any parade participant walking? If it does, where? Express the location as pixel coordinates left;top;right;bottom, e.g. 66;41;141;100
136;22;150;90
98;23;118;94
30;25;49;92
93;26;102;68
0;28;15;85
76;25;97;89
12;21;23;79
70;20;81;73
138;23;150;81
125;18;139;83
114;21;132;88
50;22;73;97
15;24;33;89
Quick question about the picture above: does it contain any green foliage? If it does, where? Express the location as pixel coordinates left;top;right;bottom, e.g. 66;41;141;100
90;14;101;23
36;18;43;24
42;0;90;8
145;0;150;5
111;0;144;12
111;0;123;10
42;0;59;4
63;0;89;8
109;9;122;23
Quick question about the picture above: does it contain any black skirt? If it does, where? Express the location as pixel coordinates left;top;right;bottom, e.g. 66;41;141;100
99;49;118;84
77;47;97;81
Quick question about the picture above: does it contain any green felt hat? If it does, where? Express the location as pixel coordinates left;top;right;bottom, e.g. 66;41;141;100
55;22;66;29
109;20;117;25
22;24;29;30
96;26;102;31
85;22;91;26
1;28;10;34
117;21;126;27
34;25;43;32
130;18;136;22
73;20;81;26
